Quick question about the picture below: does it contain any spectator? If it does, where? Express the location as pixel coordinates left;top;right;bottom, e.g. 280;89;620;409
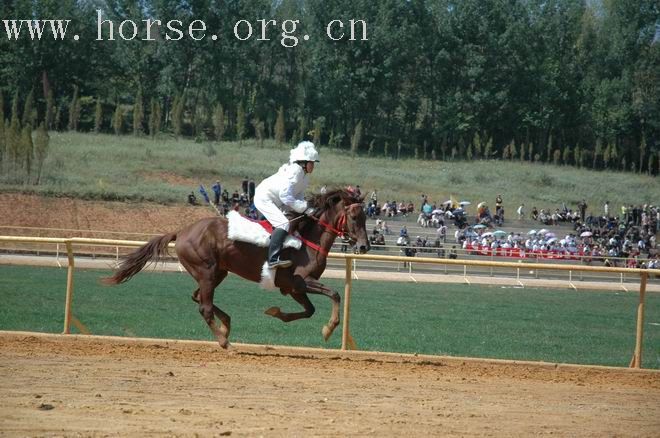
578;199;588;222
604;201;609;218
436;224;447;243
517;203;525;220
188;191;197;205
370;230;385;247
531;206;539;220
370;189;378;204
241;176;249;196
449;246;458;259
211;180;222;205
248;179;255;203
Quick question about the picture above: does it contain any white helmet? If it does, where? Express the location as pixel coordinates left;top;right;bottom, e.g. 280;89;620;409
289;141;319;163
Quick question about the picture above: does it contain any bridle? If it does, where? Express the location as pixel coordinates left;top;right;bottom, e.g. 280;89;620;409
307;203;362;253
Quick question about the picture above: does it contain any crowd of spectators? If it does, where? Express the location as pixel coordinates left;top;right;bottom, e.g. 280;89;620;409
190;177;259;219
364;190;658;269
520;201;659;265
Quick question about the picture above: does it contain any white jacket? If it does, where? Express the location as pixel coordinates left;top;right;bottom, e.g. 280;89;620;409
254;163;309;213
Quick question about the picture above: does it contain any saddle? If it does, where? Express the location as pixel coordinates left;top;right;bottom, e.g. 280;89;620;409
225;211;302;250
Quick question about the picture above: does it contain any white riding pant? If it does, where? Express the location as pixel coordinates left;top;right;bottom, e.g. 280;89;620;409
254;196;290;231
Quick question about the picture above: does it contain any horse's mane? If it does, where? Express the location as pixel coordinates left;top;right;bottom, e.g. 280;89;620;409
308;188;363;212
297;188;363;237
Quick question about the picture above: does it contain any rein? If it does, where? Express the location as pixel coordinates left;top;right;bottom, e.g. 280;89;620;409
297;213;345;257
302;203;361;255
315;214;346;238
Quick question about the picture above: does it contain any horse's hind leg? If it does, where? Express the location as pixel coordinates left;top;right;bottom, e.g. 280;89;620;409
196;271;231;348
191;285;231;339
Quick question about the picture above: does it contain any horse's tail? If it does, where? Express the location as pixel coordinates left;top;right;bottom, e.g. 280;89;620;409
102;232;177;285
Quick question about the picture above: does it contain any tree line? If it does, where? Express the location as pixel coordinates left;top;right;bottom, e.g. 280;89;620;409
1;0;658;179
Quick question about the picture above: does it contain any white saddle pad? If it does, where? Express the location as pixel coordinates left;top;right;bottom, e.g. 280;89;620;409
226;211;302;250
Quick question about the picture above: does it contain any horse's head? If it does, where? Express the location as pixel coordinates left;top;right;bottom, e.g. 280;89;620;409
341;202;370;254
308;188;371;254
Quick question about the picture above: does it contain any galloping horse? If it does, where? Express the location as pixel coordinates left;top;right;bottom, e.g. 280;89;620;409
103;188;370;348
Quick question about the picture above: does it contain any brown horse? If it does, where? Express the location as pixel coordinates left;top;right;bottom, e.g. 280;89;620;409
103;189;370;348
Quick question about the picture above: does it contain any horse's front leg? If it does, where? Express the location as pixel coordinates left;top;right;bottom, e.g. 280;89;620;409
303;279;341;341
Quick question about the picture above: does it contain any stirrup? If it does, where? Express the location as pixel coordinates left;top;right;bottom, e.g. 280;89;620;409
268;259;292;269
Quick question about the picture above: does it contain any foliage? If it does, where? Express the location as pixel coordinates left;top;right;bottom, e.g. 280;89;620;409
236;102;246;143
112;103;123;135
212;103;225;141
0;0;657;173
132;88;144;136
171;93;184;139
34;122;49;184
252;118;265;147
21;125;33;182
149;98;162;139
21;89;35;128
351;120;363;157
274;106;286;145
67;85;80;132
94;97;102;134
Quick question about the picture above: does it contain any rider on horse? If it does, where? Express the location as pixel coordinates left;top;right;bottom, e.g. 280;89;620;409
254;141;320;269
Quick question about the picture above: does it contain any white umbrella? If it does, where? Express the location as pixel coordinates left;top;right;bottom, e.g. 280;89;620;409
432;209;444;214
477;202;487;209
473;224;487;229
493;230;508;237
442;200;452;206
459;201;471;207
527;230;537;235
545;232;556;238
547;237;558;244
580;231;593;237
538;228;549;235
482;232;494;238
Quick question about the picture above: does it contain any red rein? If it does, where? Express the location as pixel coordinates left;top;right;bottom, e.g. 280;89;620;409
304;212;347;256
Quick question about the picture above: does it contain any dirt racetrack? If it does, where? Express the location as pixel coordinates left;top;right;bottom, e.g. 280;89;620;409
1;332;659;437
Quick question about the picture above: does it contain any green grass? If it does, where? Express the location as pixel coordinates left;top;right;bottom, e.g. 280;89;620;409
1;264;658;369
1;132;658;210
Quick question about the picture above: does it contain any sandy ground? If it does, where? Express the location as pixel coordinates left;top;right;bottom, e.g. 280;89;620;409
0;193;211;239
1;332;659;437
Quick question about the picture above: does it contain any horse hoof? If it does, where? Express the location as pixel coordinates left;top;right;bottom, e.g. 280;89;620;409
264;307;280;317
322;325;332;341
219;339;231;349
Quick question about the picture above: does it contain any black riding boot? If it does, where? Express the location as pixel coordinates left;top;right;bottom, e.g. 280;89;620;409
268;228;292;269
